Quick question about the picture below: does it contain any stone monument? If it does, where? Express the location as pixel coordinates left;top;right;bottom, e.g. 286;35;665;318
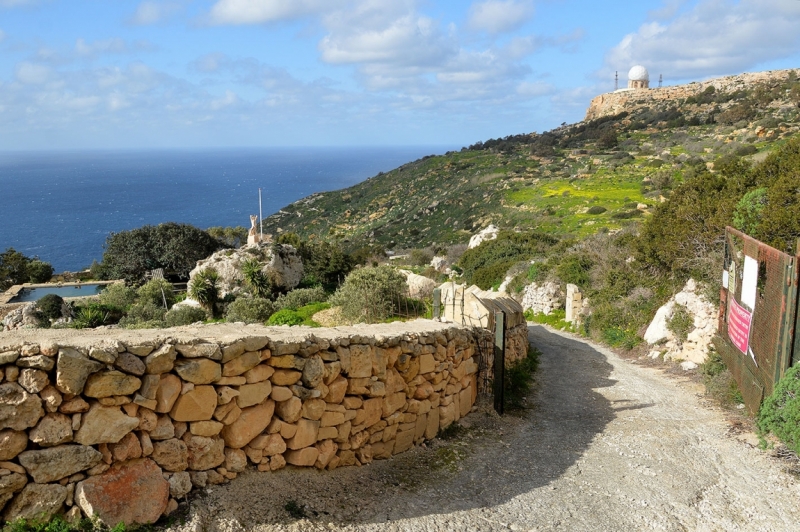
247;215;261;246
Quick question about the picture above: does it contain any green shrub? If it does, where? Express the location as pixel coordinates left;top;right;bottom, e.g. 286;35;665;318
225;297;275;324
98;283;137;311
241;258;275;298
587;206;607;215
504;347;541;410
409;249;433;267
555;255;593;288
525;309;570;330
758;363;800;453
699;351;743;406
329;266;407;324
136;279;176;309
472;261;515;290
732;187;767;236
275;286;326;311
601;327;641;349
458;231;559;286
667;303;694;342
37;294;65;321
267;308;304;326
165;305;208;327
26;260;54;283
72;305;110;329
119;302;166;328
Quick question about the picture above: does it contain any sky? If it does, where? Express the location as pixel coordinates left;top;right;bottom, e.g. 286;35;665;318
1;0;800;150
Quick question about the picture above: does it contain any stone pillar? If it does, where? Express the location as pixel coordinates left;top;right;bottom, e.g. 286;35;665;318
565;284;582;323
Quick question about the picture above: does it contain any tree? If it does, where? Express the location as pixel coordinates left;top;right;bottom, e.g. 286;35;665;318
99;223;223;284
596;128;619;150
0;248;55;291
207;226;248;248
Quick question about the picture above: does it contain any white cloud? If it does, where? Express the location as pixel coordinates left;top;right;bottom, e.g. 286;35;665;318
75;38;128;56
605;0;800;81
647;0;689;21
15;62;50;84
130;1;184;25
206;0;345;25
467;0;534;35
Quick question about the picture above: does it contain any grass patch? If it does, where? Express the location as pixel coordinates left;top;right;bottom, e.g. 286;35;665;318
524;309;572;331
700;351;744;406
504;347;542;410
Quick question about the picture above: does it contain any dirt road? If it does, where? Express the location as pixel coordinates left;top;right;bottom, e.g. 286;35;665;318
171;325;800;532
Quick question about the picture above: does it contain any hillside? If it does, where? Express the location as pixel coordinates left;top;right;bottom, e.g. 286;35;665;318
262;68;800;252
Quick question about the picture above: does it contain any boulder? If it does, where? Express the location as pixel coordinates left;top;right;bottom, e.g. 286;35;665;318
0;430;28;461
170;386;217;422
151;439;188;472
400;271;437;299
188;244;303;298
276;396;302;423
3;483;67;523
224;448;247;473
521;281;563;315
285;447;319;467
84;371;142;398
222;351;261;377
16;355;55;371
18;445;102;483
145;345;177;375
169;471;192;499
29;413;73;447
175;343;222;361
75;459;169;526
74;404;139;445
301;355;324;388
113;353;146;376
185;435;225;471
0;383;44;431
468;224;499;249
18;369;49;394
286;419;319;450
55;348;104;395
155;374;182;413
174;359;221;385
236;382;272;408
109;432;143;462
221;401;275;449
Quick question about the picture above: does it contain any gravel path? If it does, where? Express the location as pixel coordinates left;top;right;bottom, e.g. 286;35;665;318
170;325;800;532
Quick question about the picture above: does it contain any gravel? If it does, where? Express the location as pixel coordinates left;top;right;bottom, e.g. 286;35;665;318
167;325;800;532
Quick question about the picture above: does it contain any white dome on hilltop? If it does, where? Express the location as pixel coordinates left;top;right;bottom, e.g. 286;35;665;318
628;65;649;82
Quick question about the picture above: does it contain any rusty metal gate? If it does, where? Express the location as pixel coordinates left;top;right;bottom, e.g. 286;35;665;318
713;227;800;414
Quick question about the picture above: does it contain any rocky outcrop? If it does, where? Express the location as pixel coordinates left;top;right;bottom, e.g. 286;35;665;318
188;243;304;298
468;225;499;249
644;279;717;366
520;282;563;315
0;321;483;526
2;304;42;331
400;271;437;299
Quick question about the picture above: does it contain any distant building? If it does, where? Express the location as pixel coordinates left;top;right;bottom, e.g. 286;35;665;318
628;65;650;89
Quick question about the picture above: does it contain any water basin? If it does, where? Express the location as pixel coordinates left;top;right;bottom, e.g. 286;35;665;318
8;283;108;302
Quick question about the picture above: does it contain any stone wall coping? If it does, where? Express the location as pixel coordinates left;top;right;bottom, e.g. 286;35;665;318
0;319;465;351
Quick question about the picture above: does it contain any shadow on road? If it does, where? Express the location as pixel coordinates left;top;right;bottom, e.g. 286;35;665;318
177;325;623;529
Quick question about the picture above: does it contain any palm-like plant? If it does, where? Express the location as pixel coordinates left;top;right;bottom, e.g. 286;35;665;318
189;268;220;316
241;258;274;298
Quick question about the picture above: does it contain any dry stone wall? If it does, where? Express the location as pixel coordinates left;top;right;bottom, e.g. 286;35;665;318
0;321;480;526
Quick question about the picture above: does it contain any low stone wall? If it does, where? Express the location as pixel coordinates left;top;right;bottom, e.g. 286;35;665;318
0;321;480;526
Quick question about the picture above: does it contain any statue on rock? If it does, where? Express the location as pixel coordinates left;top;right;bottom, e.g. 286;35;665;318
247;215;261;246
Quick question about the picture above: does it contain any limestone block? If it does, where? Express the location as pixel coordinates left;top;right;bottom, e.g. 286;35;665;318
173;359;221;385
268;355;305;370
349;430;369;450
393;428;415;455
336;421;352;443
216;386;239;405
113;353;146;376
151;439;188;472
138;432;153;456
285;447;319;467
270;385;293;402
361;398;382;428
271;369;302;386
170;386;217;422
286;419;319;450
221;400;275;449
109;432;142;462
0;472;26;498
324;375;347;404
315;440;337;468
222;351;261;377
301;398;326;421
84;371;142;398
236;382;272;408
40;385;62;413
149;415;175;441
276;396;302;423
415;413;427;440
439;403;456;430
224;448;247;473
342;396;362;409
155;374;182;414
74;404;139;445
269;454;286;471
348;345;373;378
245;364;274;383
169;471;192;499
175;343;222;361
3;483;67;523
0;382;44;430
18;369;48;395
185;435;225;471
382;392;406;418
29;413;73;447
16;355;55;371
302;355;324;388
372;440;394;460
0;430;28;461
55;348;104;395
322;361;342;386
425;407;439;439
318;427;338;440
18;445;102;483
127;344;156;357
459;387;472;418
145;345;177;375
419;354;436;374
190;421;223;437
320;411;345;427
75;459;169;526
256;434;286;456
337;450;356;467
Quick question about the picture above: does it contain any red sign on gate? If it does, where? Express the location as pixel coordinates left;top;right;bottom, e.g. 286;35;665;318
728;298;752;354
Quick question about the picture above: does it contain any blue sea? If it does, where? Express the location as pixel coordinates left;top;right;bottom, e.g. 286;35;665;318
0;147;449;272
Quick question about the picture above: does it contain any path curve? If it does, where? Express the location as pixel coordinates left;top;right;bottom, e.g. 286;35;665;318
171;325;800;532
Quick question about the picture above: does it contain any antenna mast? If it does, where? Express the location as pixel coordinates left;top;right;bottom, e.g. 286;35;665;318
659;74;663;88
615;71;618;91
258;188;263;242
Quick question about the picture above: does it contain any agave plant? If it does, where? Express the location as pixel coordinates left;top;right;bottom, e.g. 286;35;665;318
189;267;220;316
241;258;274;298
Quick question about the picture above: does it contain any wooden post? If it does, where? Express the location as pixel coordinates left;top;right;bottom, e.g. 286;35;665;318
433;288;441;320
493;311;506;415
